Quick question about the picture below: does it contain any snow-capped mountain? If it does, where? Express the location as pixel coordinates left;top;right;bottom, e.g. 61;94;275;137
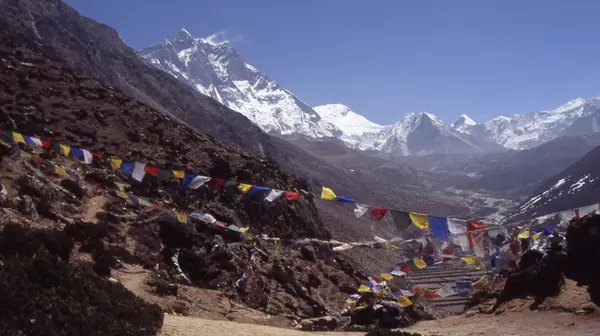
139;29;339;138
357;112;494;155
453;98;599;150
313;104;383;147
450;114;478;134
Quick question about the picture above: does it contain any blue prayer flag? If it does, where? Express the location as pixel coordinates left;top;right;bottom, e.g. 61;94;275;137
428;215;449;241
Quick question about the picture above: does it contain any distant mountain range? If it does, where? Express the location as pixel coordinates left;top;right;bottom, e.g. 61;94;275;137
140;29;600;156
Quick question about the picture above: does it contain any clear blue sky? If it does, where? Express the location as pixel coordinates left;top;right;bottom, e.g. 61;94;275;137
66;0;600;125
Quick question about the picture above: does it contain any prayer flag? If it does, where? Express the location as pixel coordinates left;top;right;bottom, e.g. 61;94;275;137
380;273;394;281
413;256;427;269
409;212;429;229
70;147;84;160
115;190;129;200
467;221;488;258
358;285;372;293
423;254;435;267
132;163;146;182
354;203;369;218
12;132;25;144
423;289;441;300
265;189;284;202
189;175;211;189
400;264;412;274
120;161;134;175
144;165;158;177
335;196;355;203
182;173;196;186
237;183;253;193
370;206;388;220
41;139;50;149
532;231;542;241
158;169;173;182
321;186;337;200
391;210;411;232
109;157;123;169
284;191;301;201
82;149;93;164
518;229;531;240
128;194;140;205
59;144;70;156
248;186;270;198
30;137;43;147
210;178;224;193
397;296;413;308
172;170;185;179
54;165;68;176
239;227;249;233
456;280;473;294
223;181;239;195
175;212;189;224
472;276;489;292
23;135;34;145
428;216;449;240
385;241;400;251
390;269;405;277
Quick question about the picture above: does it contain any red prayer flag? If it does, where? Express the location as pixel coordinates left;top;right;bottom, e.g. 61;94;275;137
400;264;412;274
144;165;159;177
41;139;51;149
210;178;224;193
370;206;388;220
92;152;104;163
284;191;301;200
467;220;488;249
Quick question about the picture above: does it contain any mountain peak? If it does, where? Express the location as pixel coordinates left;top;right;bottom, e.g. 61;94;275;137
553;97;586;113
174;28;194;42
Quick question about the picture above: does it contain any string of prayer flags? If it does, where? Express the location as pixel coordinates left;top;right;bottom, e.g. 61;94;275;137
265;189;284;202
354;203;369;218
428;216;449;240
321;186;337;201
391;210;411;232
409;212;429;229
371;206;388;220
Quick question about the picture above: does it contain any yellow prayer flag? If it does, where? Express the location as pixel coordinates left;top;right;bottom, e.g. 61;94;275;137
472;275;489;292
12;132;25;144
397;296;413;308
115;182;129;191
54;165;67;176
409;212;429;229
462;256;483;270
380;273;394;281
384;241;400;251
358;285;372;293
239;227;249;233
413;256;427;269
172;170;185;179
0;139;10;148
345;298;357;304
518;229;531;240
532;231;542;241
238;183;253;193
321;186;337;200
109;157;123;169
59;144;70;156
175;211;189;224
115;190;129;200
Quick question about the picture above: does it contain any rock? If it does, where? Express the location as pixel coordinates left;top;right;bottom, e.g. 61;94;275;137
301;245;317;262
17;195;39;220
60;178;86;198
576;303;596;315
0;184;7;206
300;315;338;331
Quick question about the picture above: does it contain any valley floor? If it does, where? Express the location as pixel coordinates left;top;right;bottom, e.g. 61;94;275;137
159;311;600;336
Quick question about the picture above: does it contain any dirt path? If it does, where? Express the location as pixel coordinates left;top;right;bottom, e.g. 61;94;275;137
159;311;600;336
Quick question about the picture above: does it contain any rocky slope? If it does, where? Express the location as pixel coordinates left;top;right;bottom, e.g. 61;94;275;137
506;142;600;221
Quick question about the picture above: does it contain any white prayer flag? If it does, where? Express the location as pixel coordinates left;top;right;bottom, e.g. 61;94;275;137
189;175;211;189
82;149;93;164
265;189;284;202
354;203;369;218
31;137;43;147
447;218;467;235
132;162;146;182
